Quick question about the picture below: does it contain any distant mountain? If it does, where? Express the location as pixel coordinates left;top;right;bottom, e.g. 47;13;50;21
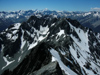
0;15;100;75
0;10;100;32
0;10;34;32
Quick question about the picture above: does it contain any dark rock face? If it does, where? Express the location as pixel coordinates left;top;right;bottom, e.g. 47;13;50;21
0;15;100;75
31;61;63;75
2;42;52;75
1;28;22;57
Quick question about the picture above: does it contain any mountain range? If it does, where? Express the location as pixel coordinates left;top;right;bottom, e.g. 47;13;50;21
0;15;100;75
0;9;100;32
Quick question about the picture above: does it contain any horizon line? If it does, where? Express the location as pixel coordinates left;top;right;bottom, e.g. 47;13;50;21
0;9;100;12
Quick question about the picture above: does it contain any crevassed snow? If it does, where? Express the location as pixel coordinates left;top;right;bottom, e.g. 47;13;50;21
50;48;77;75
2;57;15;70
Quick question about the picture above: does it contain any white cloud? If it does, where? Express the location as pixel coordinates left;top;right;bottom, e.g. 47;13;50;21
91;7;100;11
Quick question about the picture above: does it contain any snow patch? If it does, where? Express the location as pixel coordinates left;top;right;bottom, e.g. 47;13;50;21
57;30;64;36
83;12;91;17
28;42;38;50
93;12;100;17
38;36;45;41
11;34;18;41
18;56;22;62
69;21;90;53
11;23;21;29
40;25;49;35
6;33;12;39
51;56;56;62
5;14;16;18
50;48;77;75
12;30;18;34
51;23;55;27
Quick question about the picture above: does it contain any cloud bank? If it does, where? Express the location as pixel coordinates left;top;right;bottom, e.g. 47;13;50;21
91;7;100;11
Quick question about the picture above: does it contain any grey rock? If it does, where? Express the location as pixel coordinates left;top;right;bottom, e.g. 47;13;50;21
31;61;63;75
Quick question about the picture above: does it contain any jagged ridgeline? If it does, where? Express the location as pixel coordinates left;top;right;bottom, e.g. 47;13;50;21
0;15;100;75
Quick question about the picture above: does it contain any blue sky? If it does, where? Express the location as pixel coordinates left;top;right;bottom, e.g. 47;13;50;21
0;0;100;11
